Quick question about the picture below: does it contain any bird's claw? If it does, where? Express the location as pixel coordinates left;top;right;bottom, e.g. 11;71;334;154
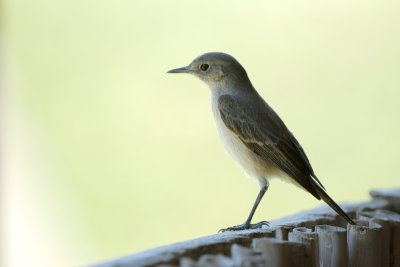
218;221;269;233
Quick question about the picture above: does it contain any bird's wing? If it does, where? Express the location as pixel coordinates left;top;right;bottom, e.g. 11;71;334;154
217;94;322;199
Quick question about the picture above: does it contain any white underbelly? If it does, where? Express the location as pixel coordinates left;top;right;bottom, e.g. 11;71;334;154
211;99;290;187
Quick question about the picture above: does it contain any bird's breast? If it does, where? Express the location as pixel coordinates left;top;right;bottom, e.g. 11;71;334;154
210;95;283;186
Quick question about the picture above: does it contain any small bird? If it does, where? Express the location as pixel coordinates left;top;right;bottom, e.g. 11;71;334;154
168;52;355;231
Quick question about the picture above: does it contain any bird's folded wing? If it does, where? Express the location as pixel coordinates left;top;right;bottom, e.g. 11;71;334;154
217;94;323;198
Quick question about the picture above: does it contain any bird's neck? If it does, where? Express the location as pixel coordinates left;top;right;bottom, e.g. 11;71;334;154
209;75;255;98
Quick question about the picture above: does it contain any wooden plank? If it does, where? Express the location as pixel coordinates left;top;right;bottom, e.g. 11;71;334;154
90;189;399;267
315;225;347;267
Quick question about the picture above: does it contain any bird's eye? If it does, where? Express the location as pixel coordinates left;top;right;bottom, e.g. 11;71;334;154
200;64;209;71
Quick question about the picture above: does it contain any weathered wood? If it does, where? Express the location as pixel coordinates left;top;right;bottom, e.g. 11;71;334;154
315;225;348;267
252;237;308;267
230;244;265;267
194;254;233;267
90;188;399;267
359;209;400;267
179;257;196;267
392;218;400;267
359;210;390;267
179;254;234;267
370;189;400;212
275;226;294;240
91;229;274;267
347;220;383;267
270;197;389;229
288;227;318;267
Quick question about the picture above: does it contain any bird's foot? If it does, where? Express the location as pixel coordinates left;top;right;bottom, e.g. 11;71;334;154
218;221;269;233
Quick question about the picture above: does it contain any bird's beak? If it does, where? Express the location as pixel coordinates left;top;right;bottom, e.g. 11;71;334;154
167;66;190;74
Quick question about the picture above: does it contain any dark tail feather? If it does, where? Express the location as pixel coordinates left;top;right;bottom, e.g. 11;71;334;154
313;184;355;225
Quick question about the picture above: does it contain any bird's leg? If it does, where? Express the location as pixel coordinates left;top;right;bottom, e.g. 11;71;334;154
219;184;269;232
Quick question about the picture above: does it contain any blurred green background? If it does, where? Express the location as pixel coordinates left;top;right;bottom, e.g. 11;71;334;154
1;0;399;266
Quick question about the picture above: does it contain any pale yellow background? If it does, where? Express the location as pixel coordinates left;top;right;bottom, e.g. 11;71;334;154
1;1;400;266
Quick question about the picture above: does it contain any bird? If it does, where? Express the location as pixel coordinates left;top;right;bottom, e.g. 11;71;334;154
167;52;355;232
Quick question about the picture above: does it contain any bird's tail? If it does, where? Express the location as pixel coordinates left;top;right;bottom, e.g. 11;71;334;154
312;182;355;225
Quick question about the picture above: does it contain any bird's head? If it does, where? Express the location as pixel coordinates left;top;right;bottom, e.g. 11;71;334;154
167;52;249;90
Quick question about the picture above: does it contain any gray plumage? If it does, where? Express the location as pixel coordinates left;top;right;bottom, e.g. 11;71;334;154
218;93;324;199
168;52;355;230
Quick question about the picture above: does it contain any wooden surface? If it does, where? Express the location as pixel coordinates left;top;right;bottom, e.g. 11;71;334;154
90;189;400;267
